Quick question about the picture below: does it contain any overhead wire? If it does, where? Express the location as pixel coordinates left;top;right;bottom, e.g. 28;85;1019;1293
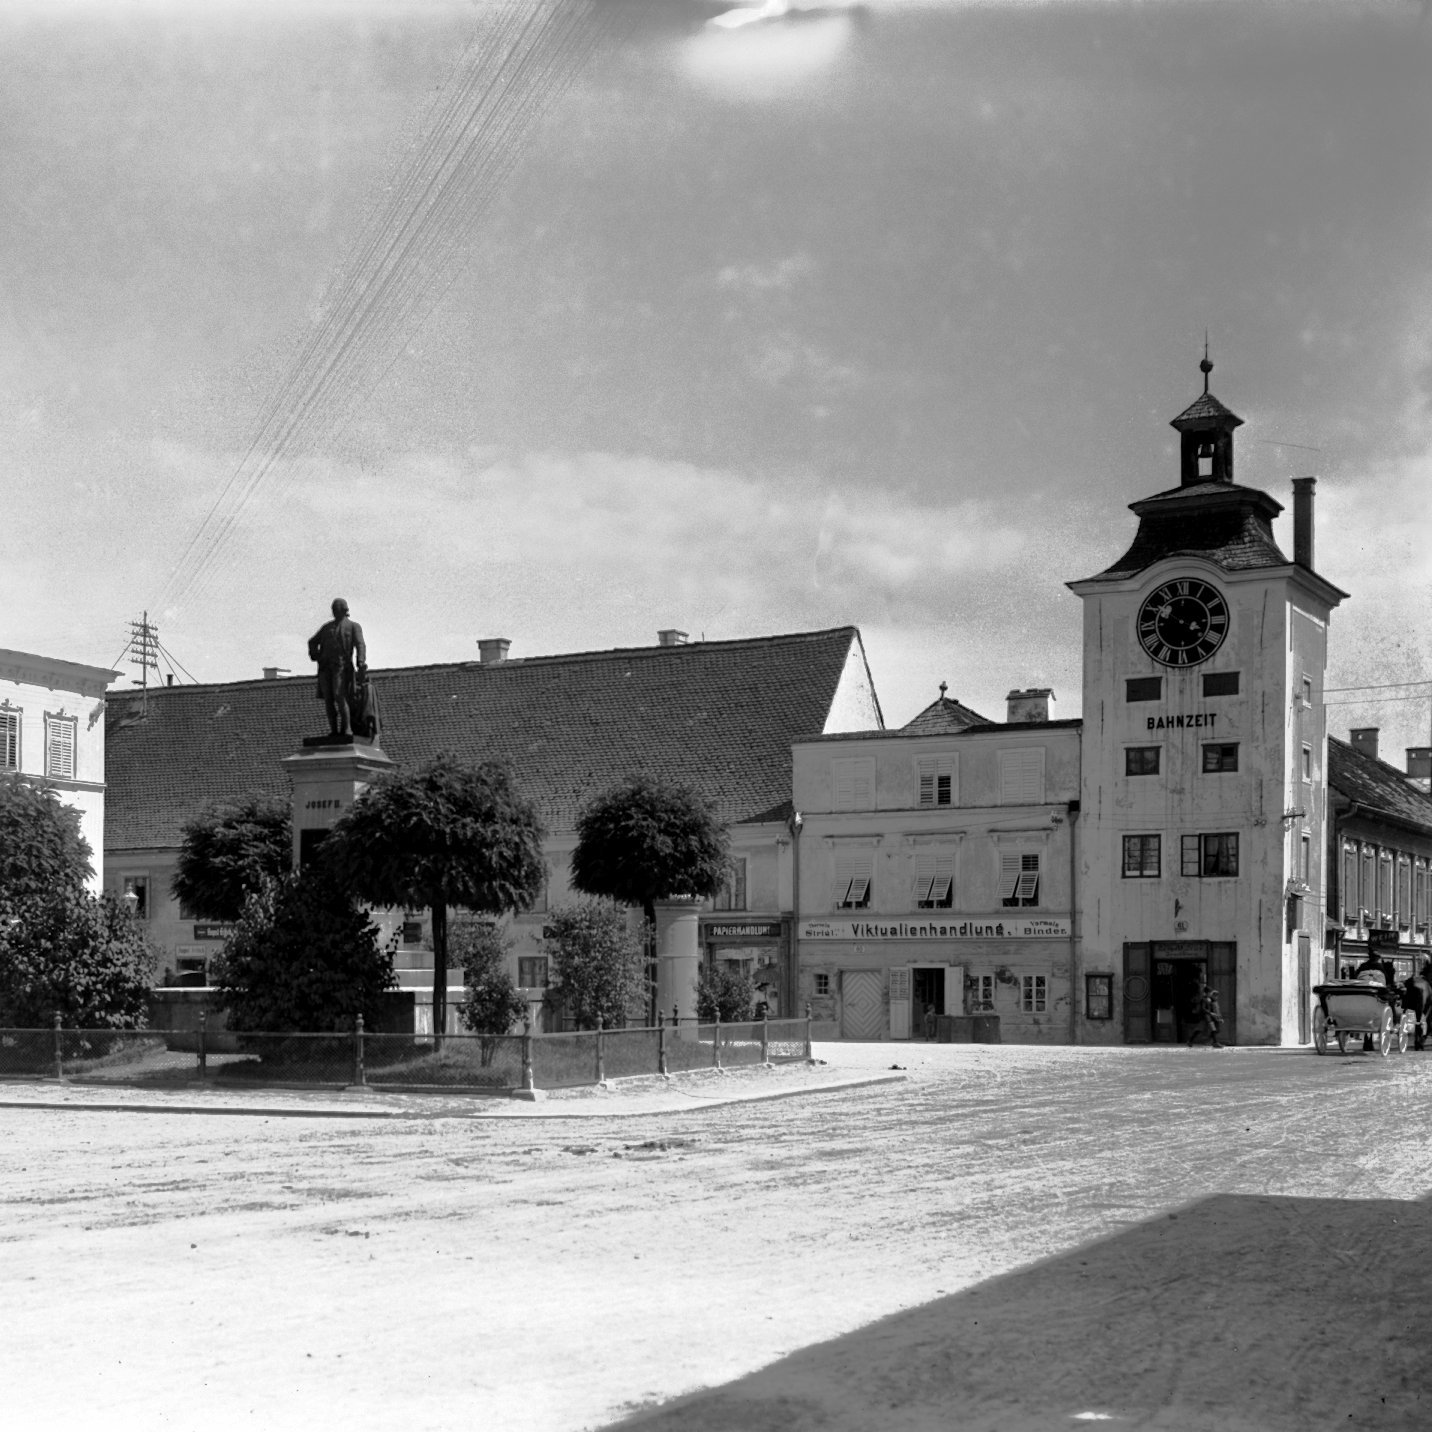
155;0;619;619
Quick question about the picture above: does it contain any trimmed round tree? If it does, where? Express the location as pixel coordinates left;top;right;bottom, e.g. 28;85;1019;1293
323;755;546;1037
569;774;731;930
171;793;292;923
543;898;648;1030
0;773;93;907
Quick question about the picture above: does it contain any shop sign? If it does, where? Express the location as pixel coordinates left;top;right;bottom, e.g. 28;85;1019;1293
799;916;1070;941
192;923;237;941
706;920;781;939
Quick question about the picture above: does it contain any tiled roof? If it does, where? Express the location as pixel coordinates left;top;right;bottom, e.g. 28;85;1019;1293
901;695;993;734
105;628;864;850
1328;736;1432;839
1081;487;1289;583
1169;391;1243;429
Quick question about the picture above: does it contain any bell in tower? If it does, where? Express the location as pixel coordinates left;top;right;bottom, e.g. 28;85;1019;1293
1169;346;1243;487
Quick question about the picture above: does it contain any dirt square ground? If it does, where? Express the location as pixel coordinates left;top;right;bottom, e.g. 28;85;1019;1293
3;1042;1430;1431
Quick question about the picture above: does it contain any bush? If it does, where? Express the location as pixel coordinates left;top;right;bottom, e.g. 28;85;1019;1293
450;918;527;1062
544;899;648;1031
0;889;157;1028
171;793;291;922
0;773;92;906
696;963;756;1023
213;865;396;1034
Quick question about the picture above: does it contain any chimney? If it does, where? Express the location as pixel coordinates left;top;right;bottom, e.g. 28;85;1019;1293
477;638;511;665
1350;727;1379;762
1006;688;1053;724
166;674;175;687
261;666;290;681
1292;477;1316;569
1407;747;1432;781
657;629;689;647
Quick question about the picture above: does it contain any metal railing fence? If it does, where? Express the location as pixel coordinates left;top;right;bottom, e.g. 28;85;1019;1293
0;1009;812;1094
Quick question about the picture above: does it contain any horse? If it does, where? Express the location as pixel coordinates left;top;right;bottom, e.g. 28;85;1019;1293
1400;968;1432;1053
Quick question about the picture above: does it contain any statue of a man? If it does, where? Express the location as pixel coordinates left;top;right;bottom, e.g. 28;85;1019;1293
307;598;367;739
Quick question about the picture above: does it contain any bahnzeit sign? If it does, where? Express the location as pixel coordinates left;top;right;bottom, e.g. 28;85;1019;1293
799;916;1071;941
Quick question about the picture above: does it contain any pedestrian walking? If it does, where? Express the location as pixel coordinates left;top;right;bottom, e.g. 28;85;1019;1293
1187;984;1225;1048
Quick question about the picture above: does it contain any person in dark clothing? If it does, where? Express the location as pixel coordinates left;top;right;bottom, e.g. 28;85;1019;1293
1187;984;1225;1048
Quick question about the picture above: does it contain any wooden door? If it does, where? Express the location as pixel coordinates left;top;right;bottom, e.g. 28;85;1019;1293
840;969;884;1040
1297;935;1311;1044
889;966;912;1039
1208;942;1237;1045
1123;942;1151;1043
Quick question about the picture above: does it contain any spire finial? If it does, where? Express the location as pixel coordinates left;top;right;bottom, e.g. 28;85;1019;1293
939;681;948;700
1200;332;1212;394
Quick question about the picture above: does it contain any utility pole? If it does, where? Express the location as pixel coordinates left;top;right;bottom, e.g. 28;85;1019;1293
128;612;160;711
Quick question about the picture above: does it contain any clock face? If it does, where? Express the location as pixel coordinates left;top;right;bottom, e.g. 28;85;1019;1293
1137;579;1229;667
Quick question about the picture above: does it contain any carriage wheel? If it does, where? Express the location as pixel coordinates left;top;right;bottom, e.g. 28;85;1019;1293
1377;1008;1394;1058
1396;1017;1410;1055
1336;1031;1348;1055
1313;1008;1329;1055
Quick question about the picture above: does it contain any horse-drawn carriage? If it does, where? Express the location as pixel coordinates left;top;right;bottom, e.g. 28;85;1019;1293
1312;975;1416;1056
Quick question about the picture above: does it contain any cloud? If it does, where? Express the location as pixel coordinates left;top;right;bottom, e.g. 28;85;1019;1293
716;253;819;292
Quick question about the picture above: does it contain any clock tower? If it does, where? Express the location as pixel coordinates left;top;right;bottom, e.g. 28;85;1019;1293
1068;359;1348;1046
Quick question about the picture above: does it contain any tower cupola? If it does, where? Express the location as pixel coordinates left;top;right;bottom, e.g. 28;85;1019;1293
1169;347;1243;487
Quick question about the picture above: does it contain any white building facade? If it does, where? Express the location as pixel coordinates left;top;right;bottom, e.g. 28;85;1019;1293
1;647;120;892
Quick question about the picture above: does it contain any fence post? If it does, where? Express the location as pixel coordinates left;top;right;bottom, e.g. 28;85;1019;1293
522;1014;535;1093
595;1016;605;1085
658;1017;668;1077
761;1009;769;1065
53;1011;63;1081
198;1007;208;1078
804;1001;813;1061
713;1009;721;1069
354;1014;366;1087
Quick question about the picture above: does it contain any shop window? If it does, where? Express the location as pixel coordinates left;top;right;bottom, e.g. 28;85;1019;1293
971;974;996;1012
713;858;748;911
1126;677;1162;702
915;755;955;807
0;707;18;770
517;956;549;989
998;748;1045;805
911;853;954;909
1122;835;1161;878
1181;833;1239;878
44;713;76;780
1000;851;1040;906
1021;975;1047;1013
1202;743;1239;773
1085;973;1113;1021
1202;672;1240;697
1125;746;1160;776
813;972;831;996
833;854;872;909
832;758;875;812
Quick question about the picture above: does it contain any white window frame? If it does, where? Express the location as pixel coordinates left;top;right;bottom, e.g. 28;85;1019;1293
1122;834;1161;879
517;956;549;989
0;706;19;770
915;755;956;808
999;849;1041;907
832;757;875;812
833;852;873;909
971;974;996;1012
44;711;77;781
713;857;748;912
998;747;1045;805
911;852;955;910
813;971;831;996
1021;974;1047;1013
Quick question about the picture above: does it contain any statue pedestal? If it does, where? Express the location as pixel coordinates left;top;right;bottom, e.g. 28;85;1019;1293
280;740;396;871
654;897;702;1039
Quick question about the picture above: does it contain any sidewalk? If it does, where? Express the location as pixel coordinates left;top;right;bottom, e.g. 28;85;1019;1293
0;1060;906;1121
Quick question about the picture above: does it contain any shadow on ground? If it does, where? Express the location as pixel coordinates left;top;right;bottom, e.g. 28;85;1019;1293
610;1192;1431;1431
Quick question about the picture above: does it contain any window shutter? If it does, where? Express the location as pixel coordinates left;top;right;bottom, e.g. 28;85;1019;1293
0;711;17;769
998;748;1044;804
912;854;936;904
915;756;955;807
834;853;873;908
1016;853;1040;902
45;717;75;780
833;758;875;812
1000;851;1021;901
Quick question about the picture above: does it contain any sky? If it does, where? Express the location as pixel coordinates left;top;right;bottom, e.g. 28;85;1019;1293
3;0;1432;756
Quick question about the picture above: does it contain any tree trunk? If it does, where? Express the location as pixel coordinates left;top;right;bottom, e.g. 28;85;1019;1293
432;900;448;1047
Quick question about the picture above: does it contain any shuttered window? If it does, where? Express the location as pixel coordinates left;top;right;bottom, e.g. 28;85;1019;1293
44;714;76;780
1343;844;1359;922
832;758;875;812
998;748;1044;804
0;710;18;770
833;853;873;909
915;755;955;807
999;850;1041;907
911;853;955;909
